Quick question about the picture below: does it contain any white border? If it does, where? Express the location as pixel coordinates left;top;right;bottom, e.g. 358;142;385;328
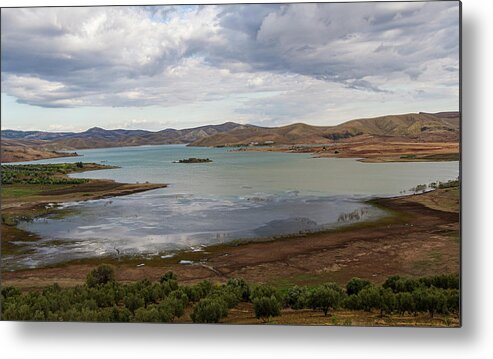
1;0;492;358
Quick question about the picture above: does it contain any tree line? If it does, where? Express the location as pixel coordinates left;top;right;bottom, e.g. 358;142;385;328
1;265;459;323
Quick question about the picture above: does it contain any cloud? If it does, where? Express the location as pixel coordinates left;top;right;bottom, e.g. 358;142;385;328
1;2;459;126
111;118;172;131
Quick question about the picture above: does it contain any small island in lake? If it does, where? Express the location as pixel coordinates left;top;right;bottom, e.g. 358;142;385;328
174;157;212;163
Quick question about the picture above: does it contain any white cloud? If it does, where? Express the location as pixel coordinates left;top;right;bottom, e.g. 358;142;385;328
1;2;459;127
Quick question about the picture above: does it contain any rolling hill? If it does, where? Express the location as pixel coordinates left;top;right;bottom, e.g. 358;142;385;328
190;112;460;147
1;112;459;162
2;122;253;151
0;139;79;163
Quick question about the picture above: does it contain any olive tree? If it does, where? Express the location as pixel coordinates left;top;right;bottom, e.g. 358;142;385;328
191;297;228;323
308;285;343;316
346;277;371;296
86;264;115;288
253;296;281;322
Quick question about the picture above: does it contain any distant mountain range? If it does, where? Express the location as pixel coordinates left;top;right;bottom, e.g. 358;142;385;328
1;122;250;150
1;112;459;162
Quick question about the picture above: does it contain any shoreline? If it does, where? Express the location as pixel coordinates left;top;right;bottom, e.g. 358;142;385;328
2;184;459;289
1;163;167;213
1;163;167;261
228;140;459;163
3;140;459;164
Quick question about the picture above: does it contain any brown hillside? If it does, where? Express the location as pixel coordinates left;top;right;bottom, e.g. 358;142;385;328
1;139;79;163
191;112;459;147
1;112;459;162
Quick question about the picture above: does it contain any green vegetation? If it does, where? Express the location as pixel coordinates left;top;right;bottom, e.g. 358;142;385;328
346;277;371;296
422;153;460;161
409;178;460;194
323;131;362;141
0;266;460;323
399;153;459;161
307;283;344;316
0;185;49;198
176;158;212;163
253;296;281;321
438;179;460;189
86;264;115;288
191;297;228;323
0;163;92;185
400;154;417;159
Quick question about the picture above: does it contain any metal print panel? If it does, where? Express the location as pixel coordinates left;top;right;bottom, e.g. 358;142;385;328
0;1;461;326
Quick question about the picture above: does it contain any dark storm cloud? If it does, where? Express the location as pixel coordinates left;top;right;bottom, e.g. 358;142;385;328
241;2;459;82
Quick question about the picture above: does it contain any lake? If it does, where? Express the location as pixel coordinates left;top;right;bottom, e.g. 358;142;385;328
7;144;459;269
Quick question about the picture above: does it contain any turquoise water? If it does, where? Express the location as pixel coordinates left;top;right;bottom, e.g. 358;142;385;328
7;144;459;269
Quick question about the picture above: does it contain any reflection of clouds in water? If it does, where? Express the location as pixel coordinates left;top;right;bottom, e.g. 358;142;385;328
9;145;458;270
10;194;385;270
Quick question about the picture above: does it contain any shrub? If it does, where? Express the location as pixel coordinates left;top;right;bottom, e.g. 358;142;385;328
109;306;131;322
395;278;420;293
2;303;33;321
168;289;190;307
378;287;396;316
183;280;213;302
308;285;343;316
159;271;177;283
418;274;460;290
412;287;449;317
346;277;371;296
284;285;308;309
251;284;280;302
226;278;250;301
396;292;415;315
158;296;185;322
446;289;460;314
91;287;116;308
425;288;449;317
343;293;362;310
134;305;161;323
356;286;381;312
1;286;21;299
140;283;162;306
191;297;228;323
382;275;401;292
86;264;115;288
383;275;421;293
209;287;241;309
253;296;281;321
155;304;175;323
124;293;145;314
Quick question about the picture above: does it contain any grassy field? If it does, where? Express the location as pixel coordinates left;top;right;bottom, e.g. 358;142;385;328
1;184;54;199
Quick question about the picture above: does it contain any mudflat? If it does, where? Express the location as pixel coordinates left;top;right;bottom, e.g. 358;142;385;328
2;186;459;290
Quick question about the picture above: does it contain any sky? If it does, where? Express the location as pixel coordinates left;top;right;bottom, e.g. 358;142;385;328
1;2;460;132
